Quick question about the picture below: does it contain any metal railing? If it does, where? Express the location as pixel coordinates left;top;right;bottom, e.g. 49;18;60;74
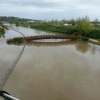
0;90;19;100
0;26;25;100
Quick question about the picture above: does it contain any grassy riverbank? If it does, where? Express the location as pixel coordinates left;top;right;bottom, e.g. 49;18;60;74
20;23;100;39
20;23;100;45
0;22;5;35
0;27;5;35
89;39;100;45
20;23;80;34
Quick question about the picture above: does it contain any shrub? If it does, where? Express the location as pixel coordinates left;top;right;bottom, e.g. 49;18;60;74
88;29;100;39
81;37;89;41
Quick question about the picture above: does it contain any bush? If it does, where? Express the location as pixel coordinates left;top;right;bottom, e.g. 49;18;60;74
22;23;100;39
88;29;100;39
13;38;23;43
30;24;79;35
81;37;89;41
0;27;5;34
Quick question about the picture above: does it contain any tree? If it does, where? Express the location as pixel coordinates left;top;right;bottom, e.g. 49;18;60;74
93;18;99;26
76;17;81;25
76;16;90;25
51;20;55;25
66;20;71;26
61;19;67;25
59;20;65;26
84;15;90;22
79;21;93;36
54;19;59;26
75;42;89;53
16;21;19;27
70;18;76;25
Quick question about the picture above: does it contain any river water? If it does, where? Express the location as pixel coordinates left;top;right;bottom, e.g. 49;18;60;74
0;26;100;100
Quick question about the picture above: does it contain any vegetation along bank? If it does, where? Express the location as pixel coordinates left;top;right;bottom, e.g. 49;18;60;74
0;22;5;35
1;16;100;44
20;16;100;40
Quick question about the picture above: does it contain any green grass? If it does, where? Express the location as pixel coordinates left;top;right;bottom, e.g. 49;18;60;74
97;39;100;42
19;23;29;27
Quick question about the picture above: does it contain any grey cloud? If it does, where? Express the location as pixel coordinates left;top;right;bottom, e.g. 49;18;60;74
1;0;61;7
0;0;100;20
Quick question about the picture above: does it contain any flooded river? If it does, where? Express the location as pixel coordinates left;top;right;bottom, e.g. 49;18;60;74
0;26;100;100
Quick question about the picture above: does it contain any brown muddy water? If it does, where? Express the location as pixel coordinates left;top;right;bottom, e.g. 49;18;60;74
0;26;100;100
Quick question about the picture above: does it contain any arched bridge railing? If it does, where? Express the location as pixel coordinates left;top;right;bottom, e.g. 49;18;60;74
7;35;77;43
25;35;77;41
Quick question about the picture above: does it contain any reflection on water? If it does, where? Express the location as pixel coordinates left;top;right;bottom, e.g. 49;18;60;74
88;43;100;52
1;26;100;100
7;40;100;54
7;40;77;46
75;42;89;54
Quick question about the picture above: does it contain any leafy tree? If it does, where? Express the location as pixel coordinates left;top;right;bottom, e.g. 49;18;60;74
66;20;71;26
79;21;93;36
14;20;19;27
16;21;19;27
76;16;90;25
84;15;90;22
55;19;59;25
70;18;76;25
61;19;67;25
76;17;81;25
59;20;64;26
51;20;55;25
93;18;99;26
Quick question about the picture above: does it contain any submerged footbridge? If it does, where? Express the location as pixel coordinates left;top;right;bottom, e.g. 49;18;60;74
0;27;26;100
25;35;77;42
7;34;77;43
7;41;78;47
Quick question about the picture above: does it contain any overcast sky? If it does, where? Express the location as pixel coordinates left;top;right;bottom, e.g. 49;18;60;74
0;0;100;21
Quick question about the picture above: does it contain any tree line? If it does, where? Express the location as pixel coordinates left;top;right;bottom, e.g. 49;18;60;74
23;16;100;39
0;15;100;39
0;16;35;27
